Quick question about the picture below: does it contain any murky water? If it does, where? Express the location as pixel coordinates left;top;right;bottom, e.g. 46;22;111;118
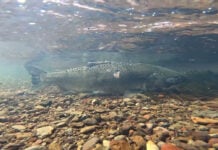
0;0;218;96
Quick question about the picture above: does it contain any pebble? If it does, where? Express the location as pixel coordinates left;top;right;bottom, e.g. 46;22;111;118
1;91;218;149
103;140;110;150
146;123;154;129
34;105;45;110
161;143;181;150
36;126;54;138
191;116;218;124
24;145;46;150
198;125;209;131
110;139;131;150
80;126;96;134
82;137;99;150
48;141;62;150
15;132;32;139
71;122;84;128
209;138;218;146
210;128;218;134
157;141;165;148
40;100;52;107
55;121;67;128
120;124;133;135
146;140;159;150
174;141;198;150
11;125;26;131
83;118;98;125
114;135;126;140
91;99;100;105
143;114;153;120
109;112;118;120
191;140;209;149
213;143;218;149
0;116;8;122
130;135;146;150
3;143;24;150
192;131;209;142
153;127;169;141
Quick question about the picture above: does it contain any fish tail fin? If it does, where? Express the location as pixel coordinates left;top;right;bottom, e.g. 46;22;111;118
24;64;46;86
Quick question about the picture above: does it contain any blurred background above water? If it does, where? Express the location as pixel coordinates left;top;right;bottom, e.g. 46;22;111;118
0;0;218;96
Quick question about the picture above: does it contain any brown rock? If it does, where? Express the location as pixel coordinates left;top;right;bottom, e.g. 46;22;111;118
83;118;98;125
36;126;54;138
0;116;8;122
174;141;198;150
82;137;99;150
130;135;146;150
120;124;133;135
110;140;132;150
15;132;32;139
80;126;96;134
24;145;46;150
192;131;209;142
71;122;84;128
161;143;181;150
192;140;209;149
146;140;159;150
213;143;218;149
153;127;169;142
143;114;153;120
191;116;218;124
11;125;26;131
3;143;24;150
209;128;218;134
48;141;62;150
209;138;218;146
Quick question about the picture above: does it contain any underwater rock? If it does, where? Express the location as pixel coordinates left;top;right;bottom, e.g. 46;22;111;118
15;132;33;139
153;127;170;142
130;135;146;150
80;126;96;134
48;141;62;150
192;110;218;118
191;131;209;142
114;135;126;141
103;140;110;149
161;143;181;150
11;125;26;131
39;100;52;107
71;122;84;128
83;118;98;125
36;126;54;138
82;137;99;150
209;128;218;134
24;145;46;150
191;140;209;149
209;138;218;147
0;116;8;122
146;140;159;150
110;139;132;150
3;143;24;150
120;124;133;135
191;116;218;124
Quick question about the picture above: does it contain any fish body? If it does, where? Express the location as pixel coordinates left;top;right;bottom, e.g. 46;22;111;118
25;62;184;95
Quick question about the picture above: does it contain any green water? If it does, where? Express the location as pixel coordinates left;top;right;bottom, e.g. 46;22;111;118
0;60;30;90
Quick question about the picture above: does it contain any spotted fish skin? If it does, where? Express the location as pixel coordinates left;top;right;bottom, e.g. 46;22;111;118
25;62;184;94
